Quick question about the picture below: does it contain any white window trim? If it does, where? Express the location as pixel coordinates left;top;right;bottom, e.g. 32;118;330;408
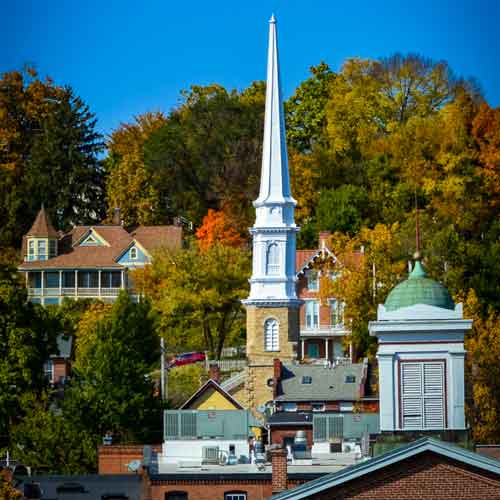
130;247;138;260
305;299;320;329
266;242;280;275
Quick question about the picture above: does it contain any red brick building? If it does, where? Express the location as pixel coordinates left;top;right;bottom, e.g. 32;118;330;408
296;232;363;363
269;437;500;500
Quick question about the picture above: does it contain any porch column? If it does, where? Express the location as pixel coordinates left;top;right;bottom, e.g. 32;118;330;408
59;270;62;296
120;270;125;289
41;270;45;297
75;270;78;297
349;341;353;361
325;338;329;361
98;270;102;297
25;271;29;289
301;339;305;360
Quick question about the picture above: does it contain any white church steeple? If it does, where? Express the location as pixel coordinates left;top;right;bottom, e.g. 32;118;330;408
244;15;300;306
254;14;295;208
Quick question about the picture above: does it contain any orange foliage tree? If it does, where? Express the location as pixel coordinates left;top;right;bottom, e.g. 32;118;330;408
196;209;245;251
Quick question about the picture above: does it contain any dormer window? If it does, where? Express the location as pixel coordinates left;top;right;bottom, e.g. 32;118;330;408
130;247;137;260
306;270;319;291
266;243;280;275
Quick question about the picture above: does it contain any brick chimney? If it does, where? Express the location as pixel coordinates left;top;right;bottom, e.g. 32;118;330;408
319;231;331;250
112;208;121;225
271;447;288;493
208;363;221;383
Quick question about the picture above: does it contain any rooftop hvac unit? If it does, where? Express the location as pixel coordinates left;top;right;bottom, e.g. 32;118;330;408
202;446;220;464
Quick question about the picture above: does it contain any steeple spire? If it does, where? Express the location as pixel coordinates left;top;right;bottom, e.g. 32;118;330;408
254;14;295;208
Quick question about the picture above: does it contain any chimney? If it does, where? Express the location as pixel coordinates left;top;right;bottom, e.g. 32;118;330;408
112;208;121;225
319;231;331;250
208;363;221;384
270;447;288;493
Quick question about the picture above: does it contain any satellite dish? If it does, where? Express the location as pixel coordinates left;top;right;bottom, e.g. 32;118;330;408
126;460;142;472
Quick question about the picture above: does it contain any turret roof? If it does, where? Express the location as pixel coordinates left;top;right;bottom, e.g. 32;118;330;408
26;206;59;238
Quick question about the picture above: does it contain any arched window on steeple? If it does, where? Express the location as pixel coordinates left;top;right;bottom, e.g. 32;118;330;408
266;243;280;275
264;318;279;351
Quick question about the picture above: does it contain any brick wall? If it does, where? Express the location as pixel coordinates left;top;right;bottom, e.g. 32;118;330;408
98;445;161;474
310;452;500;499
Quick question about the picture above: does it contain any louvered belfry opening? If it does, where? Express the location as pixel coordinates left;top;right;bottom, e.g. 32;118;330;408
400;361;445;430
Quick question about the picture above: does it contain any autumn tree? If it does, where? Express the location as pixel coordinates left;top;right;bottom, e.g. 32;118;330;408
462;290;500;443
143;243;250;359
0;68;105;249
143;83;265;231
105;112;167;226
196;209;246;251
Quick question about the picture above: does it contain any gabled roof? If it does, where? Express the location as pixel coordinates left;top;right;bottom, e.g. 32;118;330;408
26;206;59;238
180;379;244;410
295;247;363;276
269;437;500;499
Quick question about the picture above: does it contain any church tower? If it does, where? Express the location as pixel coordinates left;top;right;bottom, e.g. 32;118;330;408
243;16;301;409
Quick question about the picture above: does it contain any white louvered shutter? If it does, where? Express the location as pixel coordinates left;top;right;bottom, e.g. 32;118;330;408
401;363;423;429
400;361;445;430
423;362;445;428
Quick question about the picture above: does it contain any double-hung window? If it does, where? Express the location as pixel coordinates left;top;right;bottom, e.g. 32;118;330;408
400;361;445;430
330;299;344;327
305;300;319;329
28;240;35;261
225;493;247;500
37;240;46;260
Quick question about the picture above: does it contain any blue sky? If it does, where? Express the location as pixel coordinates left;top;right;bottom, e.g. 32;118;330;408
3;0;500;137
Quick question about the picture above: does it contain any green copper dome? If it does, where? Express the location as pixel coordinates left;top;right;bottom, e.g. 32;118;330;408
384;260;455;312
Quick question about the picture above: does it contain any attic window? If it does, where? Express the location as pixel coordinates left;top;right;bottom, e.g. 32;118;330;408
302;376;312;384
130;247;137;259
345;375;356;383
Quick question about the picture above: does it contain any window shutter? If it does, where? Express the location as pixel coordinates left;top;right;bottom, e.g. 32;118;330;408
401;363;423;429
423;363;444;428
400;361;445;430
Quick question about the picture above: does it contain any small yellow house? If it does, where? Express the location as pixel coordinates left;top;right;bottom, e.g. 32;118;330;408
180;379;245;411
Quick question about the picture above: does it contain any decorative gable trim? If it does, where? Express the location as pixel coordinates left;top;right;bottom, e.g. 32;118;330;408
180;379;244;410
74;228;110;247
296;248;336;277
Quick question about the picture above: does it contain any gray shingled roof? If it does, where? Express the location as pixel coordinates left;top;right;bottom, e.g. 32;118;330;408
275;364;364;402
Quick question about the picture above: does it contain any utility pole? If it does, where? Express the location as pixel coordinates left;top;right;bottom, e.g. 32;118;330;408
160;337;167;402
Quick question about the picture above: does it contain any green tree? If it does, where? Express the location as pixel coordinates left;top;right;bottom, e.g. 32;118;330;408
68;292;161;443
143;83;265;231
286;62;335;153
0;264;58;447
9;393;98;474
0;69;105;249
316;185;368;235
142;243;250;359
